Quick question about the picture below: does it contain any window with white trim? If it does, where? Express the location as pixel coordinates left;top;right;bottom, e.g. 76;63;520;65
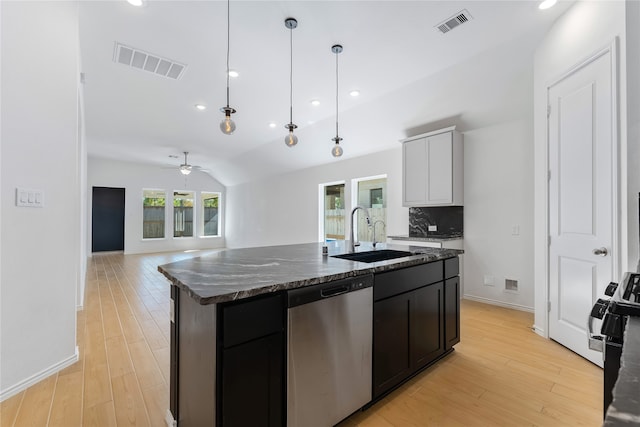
142;189;165;239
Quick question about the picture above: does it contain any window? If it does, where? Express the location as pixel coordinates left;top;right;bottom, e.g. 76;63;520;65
354;176;387;243
142;189;165;239
201;192;220;237
320;182;346;241
173;191;194;238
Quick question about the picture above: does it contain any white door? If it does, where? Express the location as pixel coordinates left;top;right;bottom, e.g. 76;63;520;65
548;45;616;366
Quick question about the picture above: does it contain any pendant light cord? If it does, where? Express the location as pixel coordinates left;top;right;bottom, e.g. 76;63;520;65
225;0;230;108
335;50;339;138
289;25;293;124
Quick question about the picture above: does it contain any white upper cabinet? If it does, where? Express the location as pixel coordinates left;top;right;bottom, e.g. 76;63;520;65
402;126;463;207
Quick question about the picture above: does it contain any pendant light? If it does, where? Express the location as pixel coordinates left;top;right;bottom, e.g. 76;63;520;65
219;0;236;135
331;44;344;157
284;18;298;147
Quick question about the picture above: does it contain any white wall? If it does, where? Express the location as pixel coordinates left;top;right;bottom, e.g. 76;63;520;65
1;1;80;399
463;119;534;310
533;1;628;334
226;148;407;249
88;157;226;254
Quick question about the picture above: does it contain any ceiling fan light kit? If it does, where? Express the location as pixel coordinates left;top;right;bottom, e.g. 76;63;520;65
179;152;193;175
220;0;237;135
284;17;299;147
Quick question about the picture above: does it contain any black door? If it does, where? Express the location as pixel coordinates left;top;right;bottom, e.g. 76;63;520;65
92;187;125;252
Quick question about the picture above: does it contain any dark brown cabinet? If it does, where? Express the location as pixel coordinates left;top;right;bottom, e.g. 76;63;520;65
169;289;285;427
220;333;283;426
444;277;460;349
219;293;285;427
410;283;445;368
373;257;459;400
444;257;460;349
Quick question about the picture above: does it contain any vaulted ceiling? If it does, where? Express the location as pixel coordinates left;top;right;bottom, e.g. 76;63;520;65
79;0;572;186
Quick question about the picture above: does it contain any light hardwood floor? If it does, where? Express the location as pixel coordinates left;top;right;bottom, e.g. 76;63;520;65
1;251;603;426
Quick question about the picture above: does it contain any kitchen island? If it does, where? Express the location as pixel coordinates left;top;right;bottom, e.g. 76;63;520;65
159;241;461;427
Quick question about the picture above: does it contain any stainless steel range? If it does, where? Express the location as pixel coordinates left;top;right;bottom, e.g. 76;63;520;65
588;271;640;417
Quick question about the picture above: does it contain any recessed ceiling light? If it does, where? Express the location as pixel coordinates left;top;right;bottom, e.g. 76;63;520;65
538;0;557;9
349;90;360;97
310;99;320;106
126;0;145;6
195;104;207;111
228;70;239;78
269;122;277;128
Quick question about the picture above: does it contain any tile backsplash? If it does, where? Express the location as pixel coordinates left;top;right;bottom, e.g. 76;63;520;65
409;206;463;238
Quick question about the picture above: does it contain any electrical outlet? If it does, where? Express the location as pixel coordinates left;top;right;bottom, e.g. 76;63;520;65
511;225;520;236
483;275;494;286
428;225;437;232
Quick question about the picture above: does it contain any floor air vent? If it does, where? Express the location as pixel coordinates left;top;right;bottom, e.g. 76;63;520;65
113;42;187;80
435;9;473;34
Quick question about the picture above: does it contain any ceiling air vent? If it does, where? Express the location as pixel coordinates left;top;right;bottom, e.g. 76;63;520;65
435;9;473;34
113;42;187;80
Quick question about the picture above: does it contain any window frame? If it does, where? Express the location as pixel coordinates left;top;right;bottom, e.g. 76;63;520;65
142;188;167;240
318;180;347;242
172;190;196;239
200;191;222;238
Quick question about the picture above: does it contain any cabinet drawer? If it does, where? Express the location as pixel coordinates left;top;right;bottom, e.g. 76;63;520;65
374;261;443;301
444;257;459;279
222;293;284;348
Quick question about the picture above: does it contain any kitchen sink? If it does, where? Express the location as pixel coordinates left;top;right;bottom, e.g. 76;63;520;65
331;249;414;263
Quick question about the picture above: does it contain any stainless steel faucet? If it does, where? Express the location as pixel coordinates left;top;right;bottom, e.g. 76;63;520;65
372;220;386;248
350;206;371;252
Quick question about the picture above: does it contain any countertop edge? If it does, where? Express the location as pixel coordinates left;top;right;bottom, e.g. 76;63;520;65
158;243;461;305
388;235;463;242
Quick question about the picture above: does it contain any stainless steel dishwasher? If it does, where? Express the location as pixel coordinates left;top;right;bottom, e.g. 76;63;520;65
287;274;373;427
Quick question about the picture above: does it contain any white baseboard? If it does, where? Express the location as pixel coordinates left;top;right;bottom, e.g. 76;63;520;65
0;346;79;402
532;324;546;337
463;294;534;313
165;409;177;427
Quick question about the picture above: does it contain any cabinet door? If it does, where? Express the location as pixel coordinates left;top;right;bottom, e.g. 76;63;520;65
373;293;412;399
221;333;284;427
403;138;427;205
426;132;453;204
444;277;460;349
410;282;445;369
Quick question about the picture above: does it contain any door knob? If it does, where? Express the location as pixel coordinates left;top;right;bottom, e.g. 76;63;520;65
592;247;608;257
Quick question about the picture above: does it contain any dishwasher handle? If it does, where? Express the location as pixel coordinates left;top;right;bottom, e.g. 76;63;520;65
287;274;373;308
321;285;349;298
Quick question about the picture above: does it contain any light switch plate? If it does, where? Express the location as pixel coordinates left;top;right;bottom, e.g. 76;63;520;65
428;225;437;232
16;188;44;208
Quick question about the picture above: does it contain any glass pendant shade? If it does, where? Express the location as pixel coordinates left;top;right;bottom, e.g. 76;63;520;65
180;165;192;175
220;108;236;135
331;137;343;157
285;127;298;147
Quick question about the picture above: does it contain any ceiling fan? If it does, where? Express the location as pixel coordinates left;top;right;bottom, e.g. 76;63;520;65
179;151;194;175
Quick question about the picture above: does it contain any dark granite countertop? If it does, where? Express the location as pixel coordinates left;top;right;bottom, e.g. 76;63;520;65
604;316;640;426
158;241;461;305
388;235;463;242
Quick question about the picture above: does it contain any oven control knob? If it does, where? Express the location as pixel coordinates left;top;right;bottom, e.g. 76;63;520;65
590;298;610;319
604;282;618;296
